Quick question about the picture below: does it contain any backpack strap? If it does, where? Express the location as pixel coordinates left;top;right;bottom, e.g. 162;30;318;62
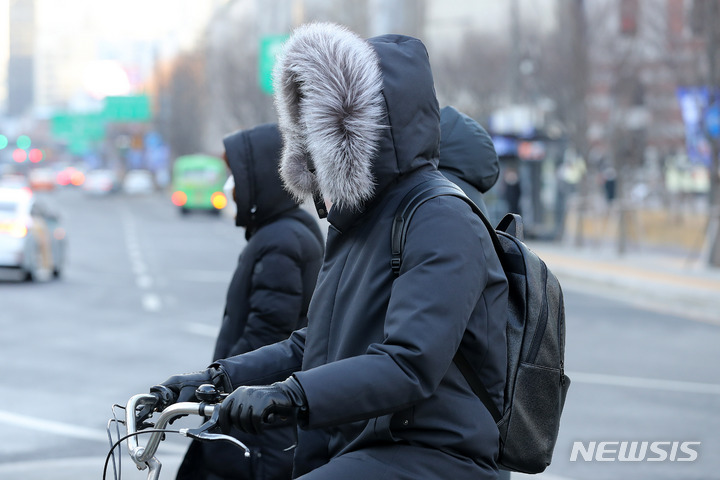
496;213;524;240
391;178;503;274
391;177;503;423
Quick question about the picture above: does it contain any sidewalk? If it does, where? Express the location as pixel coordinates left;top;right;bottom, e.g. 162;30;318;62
527;241;720;325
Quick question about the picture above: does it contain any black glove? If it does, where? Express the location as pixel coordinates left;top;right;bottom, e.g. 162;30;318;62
151;364;231;409
218;376;308;435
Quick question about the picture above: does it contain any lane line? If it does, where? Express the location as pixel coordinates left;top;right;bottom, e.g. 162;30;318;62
172;270;233;283
136;275;153;288
0;410;107;442
184;322;220;337
0;411;187;453
0;454;179;473
0;454;186;474
122;210;162;312
568;371;720;395
142;294;162;312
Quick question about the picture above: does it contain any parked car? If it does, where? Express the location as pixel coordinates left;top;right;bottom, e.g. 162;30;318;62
122;169;155;195
83;169;120;195
0;174;30;190
55;166;86;187
0;187;67;281
28;168;56;191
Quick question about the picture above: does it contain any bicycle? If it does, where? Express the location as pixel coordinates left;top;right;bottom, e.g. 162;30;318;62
104;384;250;480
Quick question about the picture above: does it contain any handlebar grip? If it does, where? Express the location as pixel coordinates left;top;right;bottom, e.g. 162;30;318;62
149;385;177;409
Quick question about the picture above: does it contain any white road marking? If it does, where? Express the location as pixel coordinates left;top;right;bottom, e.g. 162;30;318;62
136;274;153;288
122;210;162;312
142;294;162;312
173;270;233;283
184;322;220;337
0;410;188;453
0;454;187;474
0;410;107;441
568;371;720;395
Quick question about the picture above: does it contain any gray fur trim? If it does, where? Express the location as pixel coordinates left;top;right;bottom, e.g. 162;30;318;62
273;22;385;209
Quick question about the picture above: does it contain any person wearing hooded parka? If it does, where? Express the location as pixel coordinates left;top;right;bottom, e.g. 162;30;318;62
173;123;324;480
438;105;501;216
147;23;508;480
437;106;512;480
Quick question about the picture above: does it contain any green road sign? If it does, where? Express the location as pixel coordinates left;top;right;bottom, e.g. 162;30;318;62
259;34;289;95
102;94;151;122
51;113;106;154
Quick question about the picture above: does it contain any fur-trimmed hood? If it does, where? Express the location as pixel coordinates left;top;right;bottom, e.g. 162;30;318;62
222;123;298;233
273;22;440;211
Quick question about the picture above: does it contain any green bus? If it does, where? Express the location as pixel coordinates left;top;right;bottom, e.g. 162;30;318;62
170;154;228;214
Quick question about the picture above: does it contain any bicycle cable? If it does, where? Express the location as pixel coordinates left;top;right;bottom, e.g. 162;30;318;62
106;404;126;480
102;429;181;480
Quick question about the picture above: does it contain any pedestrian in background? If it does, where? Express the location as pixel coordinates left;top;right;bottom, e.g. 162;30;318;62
146;23;508;480
438;105;500;216
438;105;509;480
174;123;325;480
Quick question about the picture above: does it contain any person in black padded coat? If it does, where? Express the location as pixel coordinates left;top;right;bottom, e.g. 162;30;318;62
174;123;324;480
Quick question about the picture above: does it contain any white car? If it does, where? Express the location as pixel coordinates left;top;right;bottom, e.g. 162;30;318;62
0;188;67;281
83;169;120;195
123;170;155;195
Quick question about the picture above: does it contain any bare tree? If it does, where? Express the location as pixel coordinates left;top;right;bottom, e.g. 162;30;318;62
431;32;513;123
155;51;208;159
199;1;284;153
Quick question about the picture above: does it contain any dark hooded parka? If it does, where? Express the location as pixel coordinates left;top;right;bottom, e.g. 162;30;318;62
177;123;324;480
439;106;511;480
439;105;500;215
215;24;508;480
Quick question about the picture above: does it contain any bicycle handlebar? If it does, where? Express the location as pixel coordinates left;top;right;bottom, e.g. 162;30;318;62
120;391;250;480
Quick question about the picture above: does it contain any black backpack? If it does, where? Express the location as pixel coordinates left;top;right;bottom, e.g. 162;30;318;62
391;178;571;474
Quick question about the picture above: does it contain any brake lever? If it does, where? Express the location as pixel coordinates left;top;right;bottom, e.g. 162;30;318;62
179;404;251;458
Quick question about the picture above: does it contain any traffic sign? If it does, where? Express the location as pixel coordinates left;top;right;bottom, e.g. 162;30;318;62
706;103;720;139
259;35;288;95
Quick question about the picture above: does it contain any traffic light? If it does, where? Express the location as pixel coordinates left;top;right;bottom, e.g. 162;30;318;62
29;148;43;163
16;135;31;150
12;149;27;163
0;135;8;149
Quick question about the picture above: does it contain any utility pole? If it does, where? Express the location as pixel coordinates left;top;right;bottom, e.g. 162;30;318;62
569;0;589;247
705;0;720;266
510;0;521;103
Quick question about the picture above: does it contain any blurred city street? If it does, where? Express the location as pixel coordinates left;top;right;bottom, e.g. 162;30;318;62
1;0;720;479
0;187;718;479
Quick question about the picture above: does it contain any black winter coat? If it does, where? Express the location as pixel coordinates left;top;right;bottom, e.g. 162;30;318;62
177;124;324;480
216;25;508;480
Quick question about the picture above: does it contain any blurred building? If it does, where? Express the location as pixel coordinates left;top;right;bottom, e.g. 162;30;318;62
7;0;35;117
200;0;428;146
1;0;229;116
584;0;708;173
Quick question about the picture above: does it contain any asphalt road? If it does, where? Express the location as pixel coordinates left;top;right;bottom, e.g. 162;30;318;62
0;187;242;479
1;187;718;480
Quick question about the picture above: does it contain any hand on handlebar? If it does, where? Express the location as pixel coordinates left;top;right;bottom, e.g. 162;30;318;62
136;364;231;424
218;376;308;435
